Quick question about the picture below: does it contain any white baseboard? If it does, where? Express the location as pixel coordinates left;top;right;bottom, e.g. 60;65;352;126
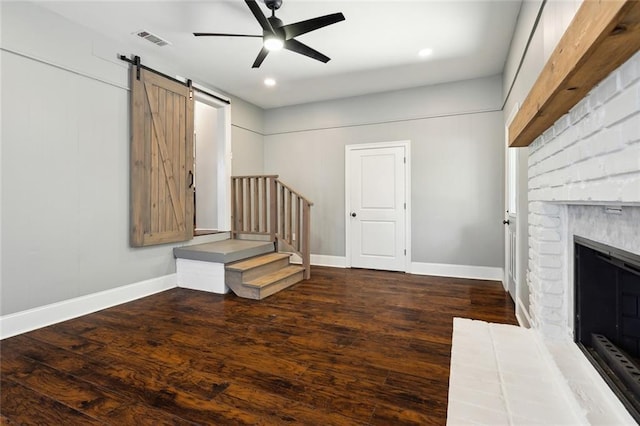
295;255;500;279
410;262;504;282
0;274;177;340
516;297;533;327
311;254;347;268
288;253;347;268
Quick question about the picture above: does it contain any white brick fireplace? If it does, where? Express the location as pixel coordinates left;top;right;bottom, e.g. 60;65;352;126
527;51;640;339
446;52;640;424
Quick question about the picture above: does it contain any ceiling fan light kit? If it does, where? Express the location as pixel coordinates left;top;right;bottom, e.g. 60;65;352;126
264;36;284;51
193;0;345;68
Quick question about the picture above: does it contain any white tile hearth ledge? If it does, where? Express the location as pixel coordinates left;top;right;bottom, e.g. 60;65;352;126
447;318;636;425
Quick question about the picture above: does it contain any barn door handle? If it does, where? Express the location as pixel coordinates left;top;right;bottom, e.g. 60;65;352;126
351;212;357;218
503;219;510;225
188;171;194;188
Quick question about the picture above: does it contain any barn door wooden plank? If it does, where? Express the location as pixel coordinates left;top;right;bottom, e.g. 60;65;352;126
158;87;168;233
183;93;194;237
149;84;160;234
144;82;186;231
130;67;194;246
169;92;179;233
131;69;147;245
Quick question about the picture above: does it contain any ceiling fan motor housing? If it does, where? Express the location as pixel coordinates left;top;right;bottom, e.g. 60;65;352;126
266;16;285;38
265;0;283;11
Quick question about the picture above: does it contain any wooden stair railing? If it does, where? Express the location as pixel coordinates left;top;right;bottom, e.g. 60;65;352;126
231;175;313;279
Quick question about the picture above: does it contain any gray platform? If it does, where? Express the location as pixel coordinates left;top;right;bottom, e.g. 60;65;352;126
173;239;274;264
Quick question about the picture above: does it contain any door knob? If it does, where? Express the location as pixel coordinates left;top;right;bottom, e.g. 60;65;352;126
503;219;510;225
351;212;357;217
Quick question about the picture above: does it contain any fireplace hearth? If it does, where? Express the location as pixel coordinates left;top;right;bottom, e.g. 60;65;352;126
575;236;640;422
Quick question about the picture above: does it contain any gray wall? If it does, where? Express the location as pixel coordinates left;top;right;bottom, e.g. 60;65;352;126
264;76;505;266
0;2;264;315
231;126;264;176
229;94;265;176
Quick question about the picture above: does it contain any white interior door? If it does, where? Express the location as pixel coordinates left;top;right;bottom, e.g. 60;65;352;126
347;145;407;272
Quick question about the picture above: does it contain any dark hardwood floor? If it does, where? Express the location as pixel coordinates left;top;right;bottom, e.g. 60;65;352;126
1;266;517;425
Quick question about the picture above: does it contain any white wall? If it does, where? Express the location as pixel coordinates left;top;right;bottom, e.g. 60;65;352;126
264;76;505;268
0;2;264;316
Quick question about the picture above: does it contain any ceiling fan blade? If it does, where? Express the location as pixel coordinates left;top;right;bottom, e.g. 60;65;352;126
245;0;275;34
284;39;330;63
282;13;345;39
252;47;269;68
193;33;262;38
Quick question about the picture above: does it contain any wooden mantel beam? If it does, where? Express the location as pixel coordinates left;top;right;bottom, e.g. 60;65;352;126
509;0;640;148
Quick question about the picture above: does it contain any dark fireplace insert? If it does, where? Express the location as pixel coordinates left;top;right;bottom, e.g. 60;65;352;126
574;236;640;422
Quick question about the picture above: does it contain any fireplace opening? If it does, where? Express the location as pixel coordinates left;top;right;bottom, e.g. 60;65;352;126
575;236;640;421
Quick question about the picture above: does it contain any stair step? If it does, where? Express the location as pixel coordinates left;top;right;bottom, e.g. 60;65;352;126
173;239;274;264
226;252;291;272
244;265;305;289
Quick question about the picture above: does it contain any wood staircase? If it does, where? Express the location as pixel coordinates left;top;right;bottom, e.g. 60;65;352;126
227;175;313;299
174;175;312;300
225;252;304;300
231;175;313;280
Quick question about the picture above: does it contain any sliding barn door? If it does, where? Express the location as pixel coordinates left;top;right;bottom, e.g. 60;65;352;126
130;68;194;246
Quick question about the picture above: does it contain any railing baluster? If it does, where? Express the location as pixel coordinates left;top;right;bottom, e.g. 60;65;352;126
247;178;251;233
296;196;302;252
302;201;311;279
238;178;244;232
262;177;267;233
245;178;251;233
287;190;293;245
248;178;252;233
279;184;285;240
245;178;250;233
253;177;259;232
269;177;277;243
231;178;236;236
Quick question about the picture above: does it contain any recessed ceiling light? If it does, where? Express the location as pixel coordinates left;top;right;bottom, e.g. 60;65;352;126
418;48;433;58
264;78;276;87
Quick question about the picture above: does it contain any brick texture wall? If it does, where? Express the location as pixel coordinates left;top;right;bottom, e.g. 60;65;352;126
527;51;640;338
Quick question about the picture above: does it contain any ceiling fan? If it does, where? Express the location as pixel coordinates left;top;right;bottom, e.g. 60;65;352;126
194;0;345;68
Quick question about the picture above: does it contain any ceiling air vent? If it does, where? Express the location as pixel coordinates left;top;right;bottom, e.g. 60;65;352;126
135;30;171;47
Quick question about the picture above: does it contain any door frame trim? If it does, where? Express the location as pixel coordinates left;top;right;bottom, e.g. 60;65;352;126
505;103;520;293
193;90;232;232
345;140;411;272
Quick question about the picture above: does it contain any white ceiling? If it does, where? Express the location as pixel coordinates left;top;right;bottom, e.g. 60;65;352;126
36;0;523;109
